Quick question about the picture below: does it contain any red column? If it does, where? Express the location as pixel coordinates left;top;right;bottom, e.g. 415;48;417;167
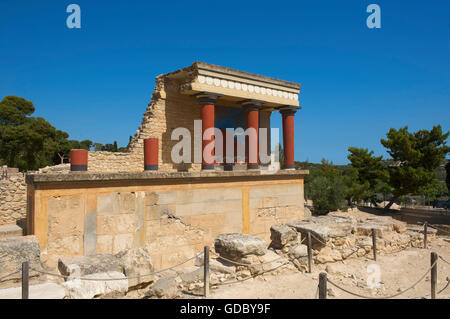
244;103;261;170
197;94;220;170
281;108;296;169
144;138;158;170
70;149;88;171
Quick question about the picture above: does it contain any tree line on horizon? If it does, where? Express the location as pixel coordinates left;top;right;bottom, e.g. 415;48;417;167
0;96;130;171
298;126;450;214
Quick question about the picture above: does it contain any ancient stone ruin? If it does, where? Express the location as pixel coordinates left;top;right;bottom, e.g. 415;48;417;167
1;62;447;299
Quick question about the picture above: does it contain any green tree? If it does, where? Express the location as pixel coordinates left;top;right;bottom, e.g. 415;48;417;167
307;159;347;214
346;147;388;205
446;161;450;193
0;96;94;170
342;167;372;205
380;125;450;207
418;180;448;204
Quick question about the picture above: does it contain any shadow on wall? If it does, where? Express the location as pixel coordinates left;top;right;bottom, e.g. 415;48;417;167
161;92;199;172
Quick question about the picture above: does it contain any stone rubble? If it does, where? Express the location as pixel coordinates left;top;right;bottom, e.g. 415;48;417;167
272;213;435;266
0;235;42;282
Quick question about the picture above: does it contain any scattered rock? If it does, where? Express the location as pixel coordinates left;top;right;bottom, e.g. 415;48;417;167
0;235;41;282
287;221;330;248
304;207;312;219
315;247;342;263
247;251;288;275
356;236;373;248
214;233;266;260
58;254;123;277
326;263;348;276
0;283;66;299
392;220;407;233
115;247;154;290
314;215;354;237
270;225;297;249
179;267;203;284
195;254;236;275
236;269;252;280
62;271;128;299
289;244;308;259
145;276;181;299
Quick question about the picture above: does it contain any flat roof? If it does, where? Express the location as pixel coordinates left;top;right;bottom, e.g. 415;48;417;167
165;61;301;90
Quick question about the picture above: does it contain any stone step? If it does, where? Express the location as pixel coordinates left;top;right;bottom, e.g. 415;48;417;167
0;224;23;238
0;283;66;299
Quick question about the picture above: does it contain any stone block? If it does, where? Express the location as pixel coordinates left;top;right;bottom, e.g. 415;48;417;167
115;247;155;289
97;193;119;216
62;271;128;299
270;224;297;248
0;283;66;299
0;224;23;238
214;233;267;260
58;254;123;277
112;234;134;254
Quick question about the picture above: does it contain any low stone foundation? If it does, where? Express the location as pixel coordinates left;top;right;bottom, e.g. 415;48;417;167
270;211;435;270
26;170;307;268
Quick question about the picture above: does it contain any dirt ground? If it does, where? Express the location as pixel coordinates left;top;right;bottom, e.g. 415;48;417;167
208;210;450;300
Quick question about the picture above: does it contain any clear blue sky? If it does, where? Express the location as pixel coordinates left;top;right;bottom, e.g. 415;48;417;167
1;0;449;164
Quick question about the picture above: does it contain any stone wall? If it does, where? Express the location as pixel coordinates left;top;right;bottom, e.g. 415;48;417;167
27;171;306;268
0;166;27;226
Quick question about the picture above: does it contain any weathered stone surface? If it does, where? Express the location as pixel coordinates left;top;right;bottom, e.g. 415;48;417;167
0;166;26;226
326;263;349;276
236;251;287;275
0;235;41;281
319;215;355;237
115;247;154;289
406;225;437;235
0;224;23;238
356;236;373;248
289;244;308;259
270;225;297;248
356;224;388;238
58;254;123;277
357;217;394;237
62;271;128;299
0;283;66;299
315;247;342;264
27;169;307;184
304;207;312;219
195;254;236;274
145;276;181;299
214;233;267;260
392;220;407;233
179;267;203;284
287;221;330;248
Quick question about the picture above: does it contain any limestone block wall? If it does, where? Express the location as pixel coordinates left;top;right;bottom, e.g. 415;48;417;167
249;183;304;243
27;174;305;268
0;166;27;225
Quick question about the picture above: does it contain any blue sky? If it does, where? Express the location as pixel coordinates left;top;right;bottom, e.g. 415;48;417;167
1;0;449;164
